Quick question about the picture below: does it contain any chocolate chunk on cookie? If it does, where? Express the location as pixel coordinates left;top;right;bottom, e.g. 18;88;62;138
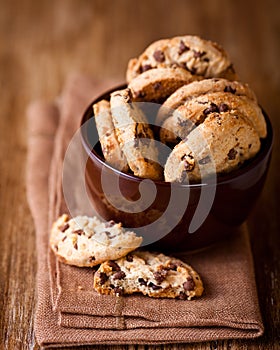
164;111;261;183
128;67;198;102
126;35;237;83
50;214;142;267
93;100;129;171
94;251;203;300
110;88;163;180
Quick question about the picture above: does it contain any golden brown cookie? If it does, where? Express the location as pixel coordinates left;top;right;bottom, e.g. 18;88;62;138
50;214;142;267
126;35;237;83
128;67;198;102
93;100;129;171
110;88;163;180
156;78;258;125
94;251;204;300
160;91;267;144
164;111;261;183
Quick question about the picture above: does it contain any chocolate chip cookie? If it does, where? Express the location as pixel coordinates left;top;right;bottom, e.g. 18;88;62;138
50;214;142;267
93;100;129;171
126;35;237;83
128;67;198;102
164;110;261;183
94;251;203;300
110;88;163;180
160;90;267;144
156;78;258;125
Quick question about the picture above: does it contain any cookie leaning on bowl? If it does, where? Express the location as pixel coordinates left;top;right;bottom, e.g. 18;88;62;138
156;78;258;125
94;251;204;300
50;214;142;267
93;100;129;172
160;90;267;145
110;88;163;180
126;35;237;83
164;110;261;183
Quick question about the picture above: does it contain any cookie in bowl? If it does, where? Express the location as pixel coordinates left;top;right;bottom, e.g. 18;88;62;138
110;88;163;180
126;35;237;83
156;78;258;125
159;82;267;145
93;99;129;172
164;110;261;183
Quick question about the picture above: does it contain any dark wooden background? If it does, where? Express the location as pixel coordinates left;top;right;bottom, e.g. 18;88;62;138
0;0;279;349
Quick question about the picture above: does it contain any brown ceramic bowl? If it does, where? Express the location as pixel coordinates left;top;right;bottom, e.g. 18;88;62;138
80;85;273;252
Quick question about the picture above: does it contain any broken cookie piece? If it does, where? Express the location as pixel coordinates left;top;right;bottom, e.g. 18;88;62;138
94;251;203;300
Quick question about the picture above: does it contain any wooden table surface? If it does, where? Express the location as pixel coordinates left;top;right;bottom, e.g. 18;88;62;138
0;0;279;349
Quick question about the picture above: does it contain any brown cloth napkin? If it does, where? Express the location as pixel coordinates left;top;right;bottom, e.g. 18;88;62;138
26;74;264;348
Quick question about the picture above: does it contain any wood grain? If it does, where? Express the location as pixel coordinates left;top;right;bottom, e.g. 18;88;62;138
0;0;279;349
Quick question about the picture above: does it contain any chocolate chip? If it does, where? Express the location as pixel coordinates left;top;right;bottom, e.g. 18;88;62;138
126;254;133;262
178;291;188;300
141;64;152;72
185;65;197;75
198;156;211;165
184;161;194;171
183;277;195;291
54;244;58;252
153;50;165;62
59;223;69;232
224;85;236;94
114;287;124;296
148;282;162;290
178;40;190;55
153;82;162;90
89;256;96;262
203;57;210;62
219;103;229;112
105;220;115;228
248;144;252;149
113;271;126;280
181;153;195;172
153;270;167;284
193;50;206;58
108;260;121;271
73;242;78;250
138;278;147;286
104;231;116;239
203;103;219;115
168;263;178;271
74;229;84;235
227;148;237;160
62;236;67;242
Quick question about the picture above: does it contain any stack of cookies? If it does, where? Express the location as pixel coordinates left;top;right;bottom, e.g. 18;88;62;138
93;35;267;183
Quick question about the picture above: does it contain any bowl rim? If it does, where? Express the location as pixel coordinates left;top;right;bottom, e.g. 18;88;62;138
80;84;274;188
